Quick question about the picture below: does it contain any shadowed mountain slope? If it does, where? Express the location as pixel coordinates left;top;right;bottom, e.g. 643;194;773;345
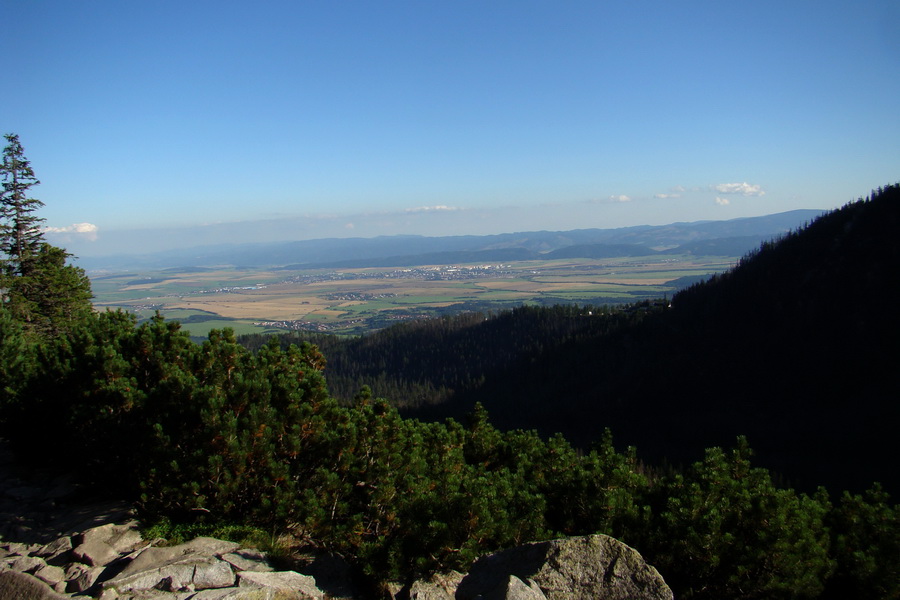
456;185;900;494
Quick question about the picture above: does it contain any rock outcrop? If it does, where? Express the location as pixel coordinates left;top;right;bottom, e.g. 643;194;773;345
0;524;328;599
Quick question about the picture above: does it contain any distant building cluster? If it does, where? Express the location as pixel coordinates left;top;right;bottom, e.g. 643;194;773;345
252;319;333;332
282;265;513;285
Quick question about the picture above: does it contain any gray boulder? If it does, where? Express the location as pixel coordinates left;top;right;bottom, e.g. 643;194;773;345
9;554;45;573
221;549;274;573
489;575;547;600
35;536;74;564
65;563;105;594
100;536;242;595
456;534;672;600
110;536;240;584
193;558;238;590
33;562;66;587
237;570;324;599
72;522;147;567
399;570;464;599
191;587;310;599
0;570;69;599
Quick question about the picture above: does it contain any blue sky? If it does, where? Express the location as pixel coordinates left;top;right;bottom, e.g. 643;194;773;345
5;0;899;257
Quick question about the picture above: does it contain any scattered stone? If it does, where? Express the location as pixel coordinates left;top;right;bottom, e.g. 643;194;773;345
192;558;237;590
66;564;105;594
73;523;145;567
401;570;465;600
105;551;238;595
456;534;673;600
193;588;308;599
190;589;246;600
33;563;67;586
110;536;241;586
238;570;324;599
9;554;46;573
222;549;274;573
189;590;239;600
4;542;35;556
35;536;74;564
487;575;547;600
72;539;119;568
64;562;88;582
183;537;243;557
0;570;70;599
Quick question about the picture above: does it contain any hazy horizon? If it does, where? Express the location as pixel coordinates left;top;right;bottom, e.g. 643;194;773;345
49;204;832;260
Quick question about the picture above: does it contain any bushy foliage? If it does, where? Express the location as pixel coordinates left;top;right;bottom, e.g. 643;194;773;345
637;438;834;599
2;243;93;337
823;484;900;599
0;304;33;400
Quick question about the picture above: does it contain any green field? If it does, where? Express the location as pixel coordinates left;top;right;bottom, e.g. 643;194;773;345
91;255;734;336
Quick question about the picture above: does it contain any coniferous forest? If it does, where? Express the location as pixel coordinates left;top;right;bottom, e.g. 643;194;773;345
1;135;899;598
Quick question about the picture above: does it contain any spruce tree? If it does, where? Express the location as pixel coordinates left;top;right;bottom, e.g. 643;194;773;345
1;133;45;276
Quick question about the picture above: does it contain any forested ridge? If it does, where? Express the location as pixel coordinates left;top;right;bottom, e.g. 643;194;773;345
2;137;898;599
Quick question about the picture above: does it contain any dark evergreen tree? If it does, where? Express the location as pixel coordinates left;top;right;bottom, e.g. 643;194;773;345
639;438;834;599
3;243;93;336
1;133;45;276
824;484;900;599
0;302;34;407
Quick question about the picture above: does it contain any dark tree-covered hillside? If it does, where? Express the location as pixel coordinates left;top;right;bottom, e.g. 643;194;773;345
239;304;651;410
481;185;900;494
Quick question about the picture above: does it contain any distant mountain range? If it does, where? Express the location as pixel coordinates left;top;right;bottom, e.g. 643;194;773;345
78;209;823;271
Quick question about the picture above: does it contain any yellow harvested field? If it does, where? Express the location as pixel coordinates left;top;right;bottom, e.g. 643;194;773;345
476;281;542;291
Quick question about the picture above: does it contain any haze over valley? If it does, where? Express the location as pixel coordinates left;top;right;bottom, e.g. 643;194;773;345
89;209;819;336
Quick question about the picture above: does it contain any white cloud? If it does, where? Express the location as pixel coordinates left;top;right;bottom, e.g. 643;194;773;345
43;222;99;241
344;222;355;230
405;205;459;213
608;195;632;203
714;182;765;196
715;197;730;206
654;193;681;199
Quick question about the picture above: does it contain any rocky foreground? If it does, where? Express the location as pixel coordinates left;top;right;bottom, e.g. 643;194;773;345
0;442;672;600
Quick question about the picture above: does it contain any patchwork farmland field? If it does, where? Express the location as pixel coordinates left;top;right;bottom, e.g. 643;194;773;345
90;255;734;337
